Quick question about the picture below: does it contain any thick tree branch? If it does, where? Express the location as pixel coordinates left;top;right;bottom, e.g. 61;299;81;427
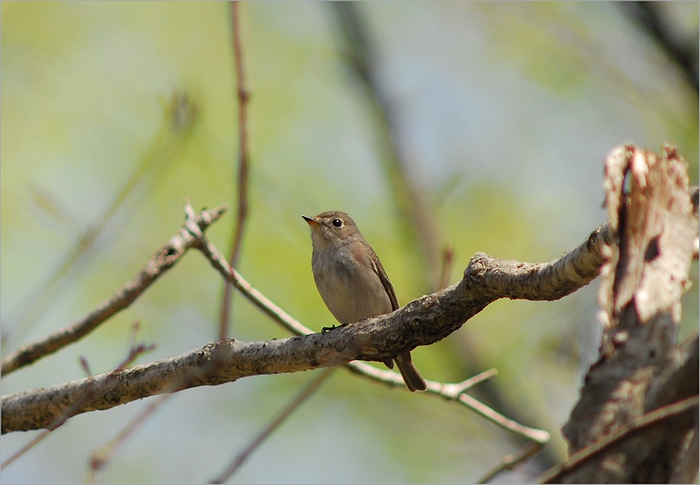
467;221;612;302
2;204;617;434
3;146;695;447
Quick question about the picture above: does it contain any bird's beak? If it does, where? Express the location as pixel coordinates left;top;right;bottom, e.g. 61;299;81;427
302;215;318;226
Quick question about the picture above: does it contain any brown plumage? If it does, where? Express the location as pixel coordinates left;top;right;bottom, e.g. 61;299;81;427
303;210;427;392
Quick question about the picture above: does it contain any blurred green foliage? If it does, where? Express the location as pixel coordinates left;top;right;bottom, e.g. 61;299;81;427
1;2;697;483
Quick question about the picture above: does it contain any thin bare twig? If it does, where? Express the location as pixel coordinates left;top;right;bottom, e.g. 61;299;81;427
2;91;200;348
345;362;548;448
83;323;162;483
539;395;699;483
1;203;226;375
438;246;455;290
219;1;252;340
479;441;543;484
84;317;236;483
210;368;336;484
328;2;442;292
85;392;173;483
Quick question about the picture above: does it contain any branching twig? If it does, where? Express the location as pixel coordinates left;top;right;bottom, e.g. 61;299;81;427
1;203;226;376
479;441;543;484
2;91;200;348
83;324;162;483
85;392;173;483
219;1;252;340
210;368;336;484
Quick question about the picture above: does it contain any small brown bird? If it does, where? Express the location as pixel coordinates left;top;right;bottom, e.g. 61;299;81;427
303;210;427;392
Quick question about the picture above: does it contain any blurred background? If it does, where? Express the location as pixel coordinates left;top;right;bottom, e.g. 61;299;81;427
1;2;697;483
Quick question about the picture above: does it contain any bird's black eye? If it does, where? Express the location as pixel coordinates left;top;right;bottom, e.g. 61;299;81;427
332;218;343;228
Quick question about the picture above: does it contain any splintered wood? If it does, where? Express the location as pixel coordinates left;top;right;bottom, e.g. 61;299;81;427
553;144;698;484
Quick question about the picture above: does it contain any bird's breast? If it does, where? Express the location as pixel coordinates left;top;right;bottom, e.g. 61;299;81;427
311;247;392;324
